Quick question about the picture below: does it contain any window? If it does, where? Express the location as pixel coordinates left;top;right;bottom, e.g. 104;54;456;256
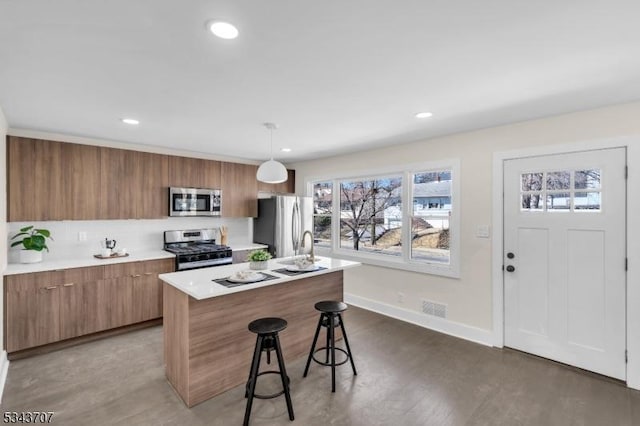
339;175;402;256
520;169;601;212
307;160;460;277
410;171;451;265
312;182;332;248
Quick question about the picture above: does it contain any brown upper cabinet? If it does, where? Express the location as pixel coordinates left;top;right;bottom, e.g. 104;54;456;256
221;162;258;217
6;136;294;221
100;148;168;219
257;169;296;195
7;137;101;221
168;156;221;189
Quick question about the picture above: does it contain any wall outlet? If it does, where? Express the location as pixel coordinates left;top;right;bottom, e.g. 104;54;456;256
78;231;87;241
397;292;405;303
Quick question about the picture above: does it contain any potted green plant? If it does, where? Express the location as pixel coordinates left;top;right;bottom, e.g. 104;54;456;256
11;225;53;264
246;249;272;270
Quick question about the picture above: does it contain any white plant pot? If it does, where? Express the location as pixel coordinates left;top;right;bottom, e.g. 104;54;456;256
249;261;268;270
20;250;43;264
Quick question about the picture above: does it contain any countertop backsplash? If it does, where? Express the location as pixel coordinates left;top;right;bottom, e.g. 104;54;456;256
6;217;254;264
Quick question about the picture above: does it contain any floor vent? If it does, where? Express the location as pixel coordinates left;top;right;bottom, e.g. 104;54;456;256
421;300;447;319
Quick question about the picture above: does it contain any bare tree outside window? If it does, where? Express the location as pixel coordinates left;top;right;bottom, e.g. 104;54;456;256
339;177;402;253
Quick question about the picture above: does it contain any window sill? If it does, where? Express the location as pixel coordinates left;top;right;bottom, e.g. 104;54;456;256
315;247;460;278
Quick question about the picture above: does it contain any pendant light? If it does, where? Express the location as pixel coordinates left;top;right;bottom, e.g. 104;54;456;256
256;122;288;184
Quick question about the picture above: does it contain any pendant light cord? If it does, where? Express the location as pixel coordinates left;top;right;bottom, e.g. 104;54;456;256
270;127;274;160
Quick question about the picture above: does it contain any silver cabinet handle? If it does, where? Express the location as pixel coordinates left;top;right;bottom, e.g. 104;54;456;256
144;272;153;276
63;283;74;287
131;274;142;278
44;286;58;290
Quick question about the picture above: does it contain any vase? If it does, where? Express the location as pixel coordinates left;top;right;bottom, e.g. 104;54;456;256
20;250;43;264
249;261;268;270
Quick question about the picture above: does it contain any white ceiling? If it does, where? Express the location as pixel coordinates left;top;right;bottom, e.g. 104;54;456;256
1;0;640;162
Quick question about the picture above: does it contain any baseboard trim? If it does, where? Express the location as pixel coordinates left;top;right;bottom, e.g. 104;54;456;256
0;350;9;403
344;293;493;347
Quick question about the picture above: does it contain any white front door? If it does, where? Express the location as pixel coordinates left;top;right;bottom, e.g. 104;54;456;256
503;148;626;380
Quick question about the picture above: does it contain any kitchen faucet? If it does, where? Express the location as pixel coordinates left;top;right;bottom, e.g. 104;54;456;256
301;230;315;262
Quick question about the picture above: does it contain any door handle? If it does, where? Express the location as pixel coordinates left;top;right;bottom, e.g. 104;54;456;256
506;265;515;272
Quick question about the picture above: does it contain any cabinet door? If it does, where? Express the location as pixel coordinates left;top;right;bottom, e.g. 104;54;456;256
7;137;65;221
63;143;101;220
257;169;296;195
168;156;221;189
5;273;60;352
132;259;174;322
58;266;106;340
221;162;258;217
7;136;35;221
100;147;139;219
138;151;169;218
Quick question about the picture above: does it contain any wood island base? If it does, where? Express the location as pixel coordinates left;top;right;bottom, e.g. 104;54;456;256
163;270;344;407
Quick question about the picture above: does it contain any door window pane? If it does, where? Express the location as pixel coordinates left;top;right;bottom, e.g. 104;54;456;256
546;171;571;190
521;193;543;211
575;169;601;189
575;192;601;211
546;193;571;211
521;173;544;191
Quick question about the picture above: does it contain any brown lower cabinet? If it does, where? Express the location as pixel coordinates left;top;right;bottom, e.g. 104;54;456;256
4;258;174;353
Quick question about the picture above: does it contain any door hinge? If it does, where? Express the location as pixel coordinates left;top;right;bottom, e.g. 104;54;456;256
626;258;628;271
625;350;628;363
625;165;628;179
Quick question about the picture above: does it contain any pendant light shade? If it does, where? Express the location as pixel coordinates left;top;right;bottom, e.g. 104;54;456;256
257;123;288;184
257;159;288;184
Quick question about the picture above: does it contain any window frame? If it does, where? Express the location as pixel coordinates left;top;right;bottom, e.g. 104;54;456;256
306;159;460;278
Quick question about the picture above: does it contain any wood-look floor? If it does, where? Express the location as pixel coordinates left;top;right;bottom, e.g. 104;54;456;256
1;307;639;425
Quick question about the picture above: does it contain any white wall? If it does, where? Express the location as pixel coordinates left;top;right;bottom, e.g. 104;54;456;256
291;101;640;333
0;105;8;398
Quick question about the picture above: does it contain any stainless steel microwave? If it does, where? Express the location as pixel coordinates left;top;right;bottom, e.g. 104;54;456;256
169;187;221;217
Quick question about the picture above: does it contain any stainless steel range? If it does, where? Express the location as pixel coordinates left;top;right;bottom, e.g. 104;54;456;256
164;229;233;271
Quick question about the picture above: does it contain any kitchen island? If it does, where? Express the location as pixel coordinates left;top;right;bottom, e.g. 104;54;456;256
159;256;360;407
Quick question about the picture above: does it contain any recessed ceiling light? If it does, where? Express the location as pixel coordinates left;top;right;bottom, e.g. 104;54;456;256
415;112;433;119
121;118;139;125
207;21;239;39
280;148;292;152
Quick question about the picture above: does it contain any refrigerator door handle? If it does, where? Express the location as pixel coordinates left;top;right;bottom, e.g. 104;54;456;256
292;199;300;254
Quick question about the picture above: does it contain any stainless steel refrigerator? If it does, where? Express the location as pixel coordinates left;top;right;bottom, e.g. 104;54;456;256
253;196;313;258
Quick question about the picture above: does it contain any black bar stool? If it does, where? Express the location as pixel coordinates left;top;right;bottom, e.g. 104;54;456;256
244;317;295;426
303;301;357;392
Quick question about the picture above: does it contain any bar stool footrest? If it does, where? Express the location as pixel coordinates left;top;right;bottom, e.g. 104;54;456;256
311;347;350;367
245;370;291;400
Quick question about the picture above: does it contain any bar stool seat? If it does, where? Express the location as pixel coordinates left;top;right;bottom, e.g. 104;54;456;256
243;317;294;426
303;300;357;392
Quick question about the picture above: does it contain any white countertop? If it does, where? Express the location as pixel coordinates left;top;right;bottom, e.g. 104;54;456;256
2;243;269;276
228;243;268;251
159;256;361;300
3;250;176;275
